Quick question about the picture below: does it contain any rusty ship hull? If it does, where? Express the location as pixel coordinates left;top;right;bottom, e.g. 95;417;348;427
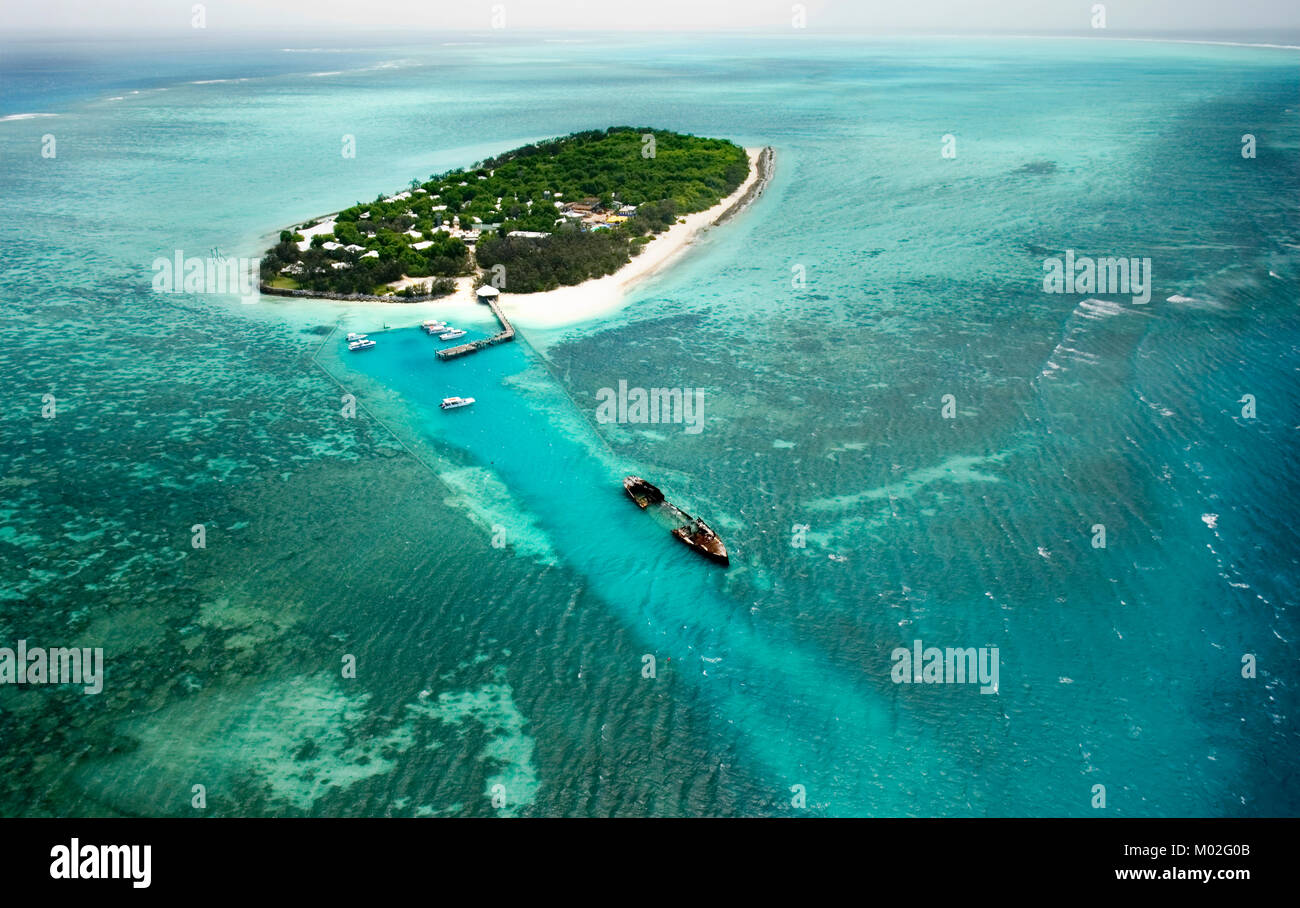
623;476;729;565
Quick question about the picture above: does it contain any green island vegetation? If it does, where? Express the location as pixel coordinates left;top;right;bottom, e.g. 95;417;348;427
259;127;750;297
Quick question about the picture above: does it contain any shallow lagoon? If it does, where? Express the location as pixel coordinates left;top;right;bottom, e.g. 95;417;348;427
0;33;1296;816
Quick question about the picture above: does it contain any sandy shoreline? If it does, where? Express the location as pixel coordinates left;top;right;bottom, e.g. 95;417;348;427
267;145;773;332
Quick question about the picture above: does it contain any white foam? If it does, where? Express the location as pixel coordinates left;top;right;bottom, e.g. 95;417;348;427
1166;294;1224;309
1077;297;1127;319
1057;344;1100;363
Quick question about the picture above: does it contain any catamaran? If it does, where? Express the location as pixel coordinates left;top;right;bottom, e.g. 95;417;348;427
348;338;376;352
421;320;448;334
440;396;475;410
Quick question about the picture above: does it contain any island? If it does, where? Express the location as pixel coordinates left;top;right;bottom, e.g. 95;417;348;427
259;127;771;303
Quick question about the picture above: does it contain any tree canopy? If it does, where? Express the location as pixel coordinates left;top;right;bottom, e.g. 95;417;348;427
260;127;749;297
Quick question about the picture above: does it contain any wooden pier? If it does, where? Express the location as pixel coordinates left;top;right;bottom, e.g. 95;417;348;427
436;291;515;360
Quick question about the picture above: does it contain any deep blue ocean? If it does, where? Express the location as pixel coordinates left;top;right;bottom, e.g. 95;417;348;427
0;31;1296;816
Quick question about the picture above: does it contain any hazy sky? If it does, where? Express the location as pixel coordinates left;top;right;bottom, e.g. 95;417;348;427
8;0;1300;33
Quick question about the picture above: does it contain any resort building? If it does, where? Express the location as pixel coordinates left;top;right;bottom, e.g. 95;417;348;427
562;197;602;217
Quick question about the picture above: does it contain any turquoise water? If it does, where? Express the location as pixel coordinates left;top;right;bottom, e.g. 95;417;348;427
0;33;1297;816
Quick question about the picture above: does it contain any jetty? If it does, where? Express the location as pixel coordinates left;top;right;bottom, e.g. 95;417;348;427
436;285;515;360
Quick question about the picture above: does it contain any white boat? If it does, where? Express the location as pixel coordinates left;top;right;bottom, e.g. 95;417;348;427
439;329;467;341
421;320;448;334
346;332;368;342
440;396;475;410
348;339;376;352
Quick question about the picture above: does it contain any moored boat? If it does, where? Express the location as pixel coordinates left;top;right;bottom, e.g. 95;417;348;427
440;396;475;410
348;338;376;351
422;320;448;334
346;332;368;342
439;328;467;340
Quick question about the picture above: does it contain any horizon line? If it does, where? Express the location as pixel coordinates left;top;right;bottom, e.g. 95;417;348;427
5;25;1300;36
